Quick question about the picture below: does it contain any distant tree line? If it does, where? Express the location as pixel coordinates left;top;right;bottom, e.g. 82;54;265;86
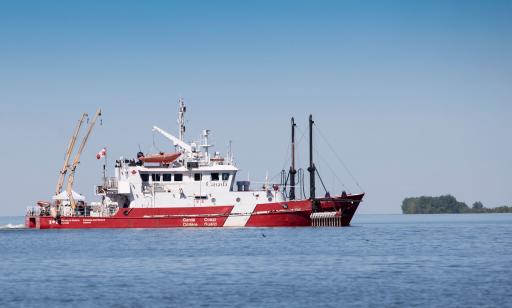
402;195;512;214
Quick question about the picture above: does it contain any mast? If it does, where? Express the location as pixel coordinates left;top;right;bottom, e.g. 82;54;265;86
67;109;102;210
201;129;212;161
55;113;88;195
178;97;186;141
307;114;316;200
289;117;297;200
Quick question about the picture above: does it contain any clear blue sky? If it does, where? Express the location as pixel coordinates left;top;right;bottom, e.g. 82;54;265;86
1;0;511;216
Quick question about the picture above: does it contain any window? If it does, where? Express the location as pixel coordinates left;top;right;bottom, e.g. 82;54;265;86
187;162;199;168
163;174;172;182
151;174;161;182
194;173;202;181
211;173;219;181
140;173;149;182
222;173;230;181
174;174;183;182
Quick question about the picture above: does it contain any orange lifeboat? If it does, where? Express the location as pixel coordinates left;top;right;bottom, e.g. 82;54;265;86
37;201;51;207
139;152;181;164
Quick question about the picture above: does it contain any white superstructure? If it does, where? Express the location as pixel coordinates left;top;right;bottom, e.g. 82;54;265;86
96;99;284;223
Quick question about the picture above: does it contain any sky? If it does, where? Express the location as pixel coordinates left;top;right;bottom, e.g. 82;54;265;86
0;0;511;216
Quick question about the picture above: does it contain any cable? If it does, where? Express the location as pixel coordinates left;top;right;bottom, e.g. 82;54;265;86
152;131;162;153
314;123;364;192
315;168;329;196
313;143;350;193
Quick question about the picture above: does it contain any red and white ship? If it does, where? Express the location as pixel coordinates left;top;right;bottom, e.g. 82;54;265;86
26;99;364;229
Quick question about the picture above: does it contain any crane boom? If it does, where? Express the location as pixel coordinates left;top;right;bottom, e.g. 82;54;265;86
152;126;192;153
67;109;102;210
55;113;88;196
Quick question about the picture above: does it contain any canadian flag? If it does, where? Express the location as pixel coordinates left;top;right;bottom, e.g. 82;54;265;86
96;148;107;160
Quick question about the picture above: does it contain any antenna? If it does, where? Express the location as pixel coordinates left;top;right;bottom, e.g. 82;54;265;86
201;129;212;160
228;140;233;164
178;97;186;141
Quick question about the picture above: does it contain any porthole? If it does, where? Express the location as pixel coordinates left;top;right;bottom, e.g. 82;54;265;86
236;197;241;202
268;197;273;202
211;198;216;203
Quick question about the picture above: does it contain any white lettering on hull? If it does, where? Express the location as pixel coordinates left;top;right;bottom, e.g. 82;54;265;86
182;217;198;227
205;181;228;187
204;217;218;227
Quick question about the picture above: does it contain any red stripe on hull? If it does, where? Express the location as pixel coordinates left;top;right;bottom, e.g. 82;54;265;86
28;206;234;229
245;211;312;227
316;193;364;226
25;194;364;229
246;200;312;227
245;194;364;227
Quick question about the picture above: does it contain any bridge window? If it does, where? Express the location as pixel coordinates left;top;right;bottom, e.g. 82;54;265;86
194;173;202;181
151;174;161;182
140;173;149;182
174;174;183;182
222;173;230;181
211;173;219;181
163;174;172;182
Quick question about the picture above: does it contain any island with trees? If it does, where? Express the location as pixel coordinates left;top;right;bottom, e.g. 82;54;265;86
402;195;512;214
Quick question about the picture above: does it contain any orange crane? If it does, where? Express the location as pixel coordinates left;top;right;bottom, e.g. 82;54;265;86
66;109;102;210
55;113;88;196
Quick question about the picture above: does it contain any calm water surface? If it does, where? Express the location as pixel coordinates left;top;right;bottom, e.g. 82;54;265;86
1;214;511;307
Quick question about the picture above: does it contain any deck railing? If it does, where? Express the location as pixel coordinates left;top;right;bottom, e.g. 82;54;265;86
26;206;40;216
104;177;118;190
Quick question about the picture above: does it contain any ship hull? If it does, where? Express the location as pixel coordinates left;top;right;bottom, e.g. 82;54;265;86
25;194;363;229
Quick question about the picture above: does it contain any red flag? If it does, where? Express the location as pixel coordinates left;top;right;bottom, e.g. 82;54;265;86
96;148;107;160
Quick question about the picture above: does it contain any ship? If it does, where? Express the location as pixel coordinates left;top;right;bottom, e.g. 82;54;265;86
26;99;364;229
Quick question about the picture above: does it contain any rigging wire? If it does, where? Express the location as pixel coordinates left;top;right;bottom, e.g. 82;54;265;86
314;123;364;192
291;125;309;198
152;131;162;153
298;168;306;199
280;123;307;172
295;123;346;195
280;135;291;172
272;121;308;189
313;142;350;193
315;168;329;196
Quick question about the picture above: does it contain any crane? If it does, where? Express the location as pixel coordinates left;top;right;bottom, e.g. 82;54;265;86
66;109;102;210
152;126;193;153
55;113;88;196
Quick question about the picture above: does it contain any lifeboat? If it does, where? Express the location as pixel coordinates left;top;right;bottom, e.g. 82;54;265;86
139;152;181;164
37;201;51;207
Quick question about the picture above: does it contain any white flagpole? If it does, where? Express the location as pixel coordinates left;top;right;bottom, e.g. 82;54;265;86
103;147;107;182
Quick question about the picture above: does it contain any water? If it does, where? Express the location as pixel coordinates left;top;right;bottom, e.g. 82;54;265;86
1;214;511;307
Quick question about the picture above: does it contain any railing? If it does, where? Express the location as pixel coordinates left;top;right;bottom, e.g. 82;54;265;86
97;177;119;194
104;177;118;190
26;206;40;216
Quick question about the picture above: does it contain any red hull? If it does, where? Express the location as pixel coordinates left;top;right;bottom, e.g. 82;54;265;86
25;194;364;229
